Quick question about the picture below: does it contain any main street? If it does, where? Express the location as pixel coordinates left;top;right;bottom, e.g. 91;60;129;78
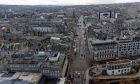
70;26;88;84
69;15;89;84
66;15;90;84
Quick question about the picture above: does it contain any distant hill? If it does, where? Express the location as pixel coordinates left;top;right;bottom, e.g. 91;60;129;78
0;2;139;13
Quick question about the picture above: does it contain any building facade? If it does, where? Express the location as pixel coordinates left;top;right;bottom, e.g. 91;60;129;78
106;59;132;75
118;41;140;57
89;39;118;61
6;51;67;79
88;38;140;61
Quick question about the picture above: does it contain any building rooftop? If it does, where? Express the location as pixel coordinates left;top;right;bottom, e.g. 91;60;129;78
89;39;116;45
26;36;44;41
11;51;47;64
0;72;42;84
44;53;65;69
51;37;60;40
107;59;131;65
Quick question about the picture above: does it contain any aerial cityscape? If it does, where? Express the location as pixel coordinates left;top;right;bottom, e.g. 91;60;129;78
0;0;140;84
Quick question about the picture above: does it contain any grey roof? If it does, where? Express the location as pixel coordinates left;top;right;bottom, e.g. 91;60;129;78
13;80;28;84
0;80;13;84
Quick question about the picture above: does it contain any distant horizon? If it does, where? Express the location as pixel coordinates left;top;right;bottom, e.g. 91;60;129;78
0;2;139;6
0;0;139;6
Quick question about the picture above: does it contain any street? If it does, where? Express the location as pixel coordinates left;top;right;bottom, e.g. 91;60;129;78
67;16;89;84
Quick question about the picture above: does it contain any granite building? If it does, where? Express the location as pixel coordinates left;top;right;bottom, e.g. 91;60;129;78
88;39;118;61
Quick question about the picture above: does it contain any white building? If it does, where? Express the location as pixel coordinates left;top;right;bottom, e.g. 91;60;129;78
50;37;61;44
32;27;56;33
106;59;132;76
99;11;118;20
78;15;85;28
48;52;60;62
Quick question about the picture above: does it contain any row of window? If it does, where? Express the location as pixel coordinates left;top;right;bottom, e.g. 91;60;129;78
111;68;130;74
95;53;117;60
124;24;140;27
119;47;140;51
120;43;140;46
42;70;59;74
94;46;116;50
10;68;38;71
93;43;140;51
96;50;117;55
10;65;37;67
119;50;139;56
42;70;59;77
108;64;131;70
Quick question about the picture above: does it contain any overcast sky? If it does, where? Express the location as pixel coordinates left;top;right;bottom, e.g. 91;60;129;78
0;0;139;5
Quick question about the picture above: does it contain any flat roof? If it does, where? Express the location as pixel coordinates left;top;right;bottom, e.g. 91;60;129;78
18;72;42;83
26;36;44;41
45;53;65;69
107;59;131;65
89;39;116;45
0;72;42;84
92;39;116;44
51;37;60;40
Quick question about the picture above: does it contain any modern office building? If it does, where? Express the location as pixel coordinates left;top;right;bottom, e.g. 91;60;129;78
99;11;118;20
